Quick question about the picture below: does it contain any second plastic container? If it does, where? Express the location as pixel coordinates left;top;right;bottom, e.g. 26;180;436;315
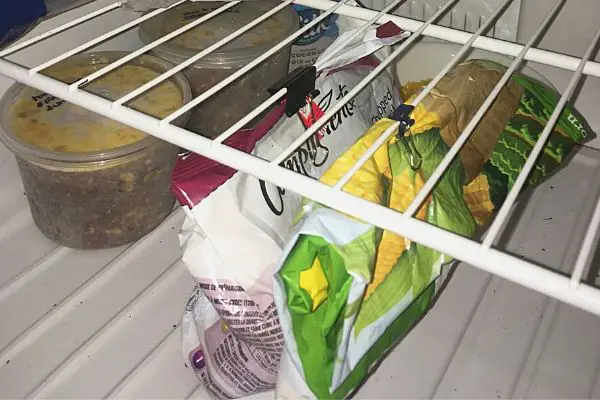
139;0;299;138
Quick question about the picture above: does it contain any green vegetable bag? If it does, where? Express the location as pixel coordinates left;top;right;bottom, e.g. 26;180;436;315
272;59;593;399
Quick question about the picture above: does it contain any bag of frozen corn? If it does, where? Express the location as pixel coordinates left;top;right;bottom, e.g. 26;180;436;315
273;59;593;399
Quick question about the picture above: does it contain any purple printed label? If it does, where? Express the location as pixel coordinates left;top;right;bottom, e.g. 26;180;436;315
192;348;206;370
189;273;283;397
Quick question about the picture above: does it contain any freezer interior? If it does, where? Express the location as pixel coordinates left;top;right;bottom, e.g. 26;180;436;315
1;0;600;398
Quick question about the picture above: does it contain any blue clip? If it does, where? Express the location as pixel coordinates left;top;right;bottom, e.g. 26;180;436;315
389;103;415;138
389;103;422;170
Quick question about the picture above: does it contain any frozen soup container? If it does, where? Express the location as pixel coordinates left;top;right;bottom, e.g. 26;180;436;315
139;0;299;138
0;52;192;249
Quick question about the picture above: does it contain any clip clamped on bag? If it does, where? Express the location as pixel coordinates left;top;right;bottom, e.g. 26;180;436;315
389;103;415;138
268;66;320;117
389;103;422;170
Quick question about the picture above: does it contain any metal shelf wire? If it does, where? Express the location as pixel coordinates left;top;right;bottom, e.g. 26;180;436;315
1;0;600;316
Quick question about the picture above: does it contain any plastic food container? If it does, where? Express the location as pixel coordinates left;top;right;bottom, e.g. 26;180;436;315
139;0;299;138
0;51;192;249
394;39;554;89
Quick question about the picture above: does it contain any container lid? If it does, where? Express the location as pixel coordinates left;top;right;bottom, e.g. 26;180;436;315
0;52;189;163
139;1;299;64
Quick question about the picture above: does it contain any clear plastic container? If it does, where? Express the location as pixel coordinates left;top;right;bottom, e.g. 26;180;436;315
394;40;555;89
139;1;299;138
0;51;192;249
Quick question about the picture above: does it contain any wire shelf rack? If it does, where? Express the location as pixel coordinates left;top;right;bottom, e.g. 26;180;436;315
1;0;600;317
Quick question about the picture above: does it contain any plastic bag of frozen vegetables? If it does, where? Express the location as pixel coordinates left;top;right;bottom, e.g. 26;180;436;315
272;59;593;399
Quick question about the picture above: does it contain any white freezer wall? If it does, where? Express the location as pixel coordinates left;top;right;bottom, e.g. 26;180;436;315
356;0;522;40
358;0;600;57
517;0;600;60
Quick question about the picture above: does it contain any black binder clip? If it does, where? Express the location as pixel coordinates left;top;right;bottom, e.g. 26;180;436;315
268;66;320;117
389;103;422;170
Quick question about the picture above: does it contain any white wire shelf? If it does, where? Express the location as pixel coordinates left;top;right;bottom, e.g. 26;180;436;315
1;0;600;317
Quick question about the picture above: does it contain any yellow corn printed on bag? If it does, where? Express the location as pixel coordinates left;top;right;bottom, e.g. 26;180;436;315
273;59;592;399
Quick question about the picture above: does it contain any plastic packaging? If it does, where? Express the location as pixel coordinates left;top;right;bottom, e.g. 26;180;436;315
175;21;409;398
290;2;340;69
177;53;402;399
139;1;299;138
273;59;594;399
315;21;410;72
0;51;191;249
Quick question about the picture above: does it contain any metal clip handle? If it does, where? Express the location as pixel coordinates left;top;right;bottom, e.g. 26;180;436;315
268;66;319;117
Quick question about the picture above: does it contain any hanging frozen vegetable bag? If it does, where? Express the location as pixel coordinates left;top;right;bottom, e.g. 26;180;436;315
273;59;593;399
176;22;409;399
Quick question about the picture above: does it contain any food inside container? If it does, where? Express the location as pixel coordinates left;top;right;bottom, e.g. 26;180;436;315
0;51;192;250
139;0;299;138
